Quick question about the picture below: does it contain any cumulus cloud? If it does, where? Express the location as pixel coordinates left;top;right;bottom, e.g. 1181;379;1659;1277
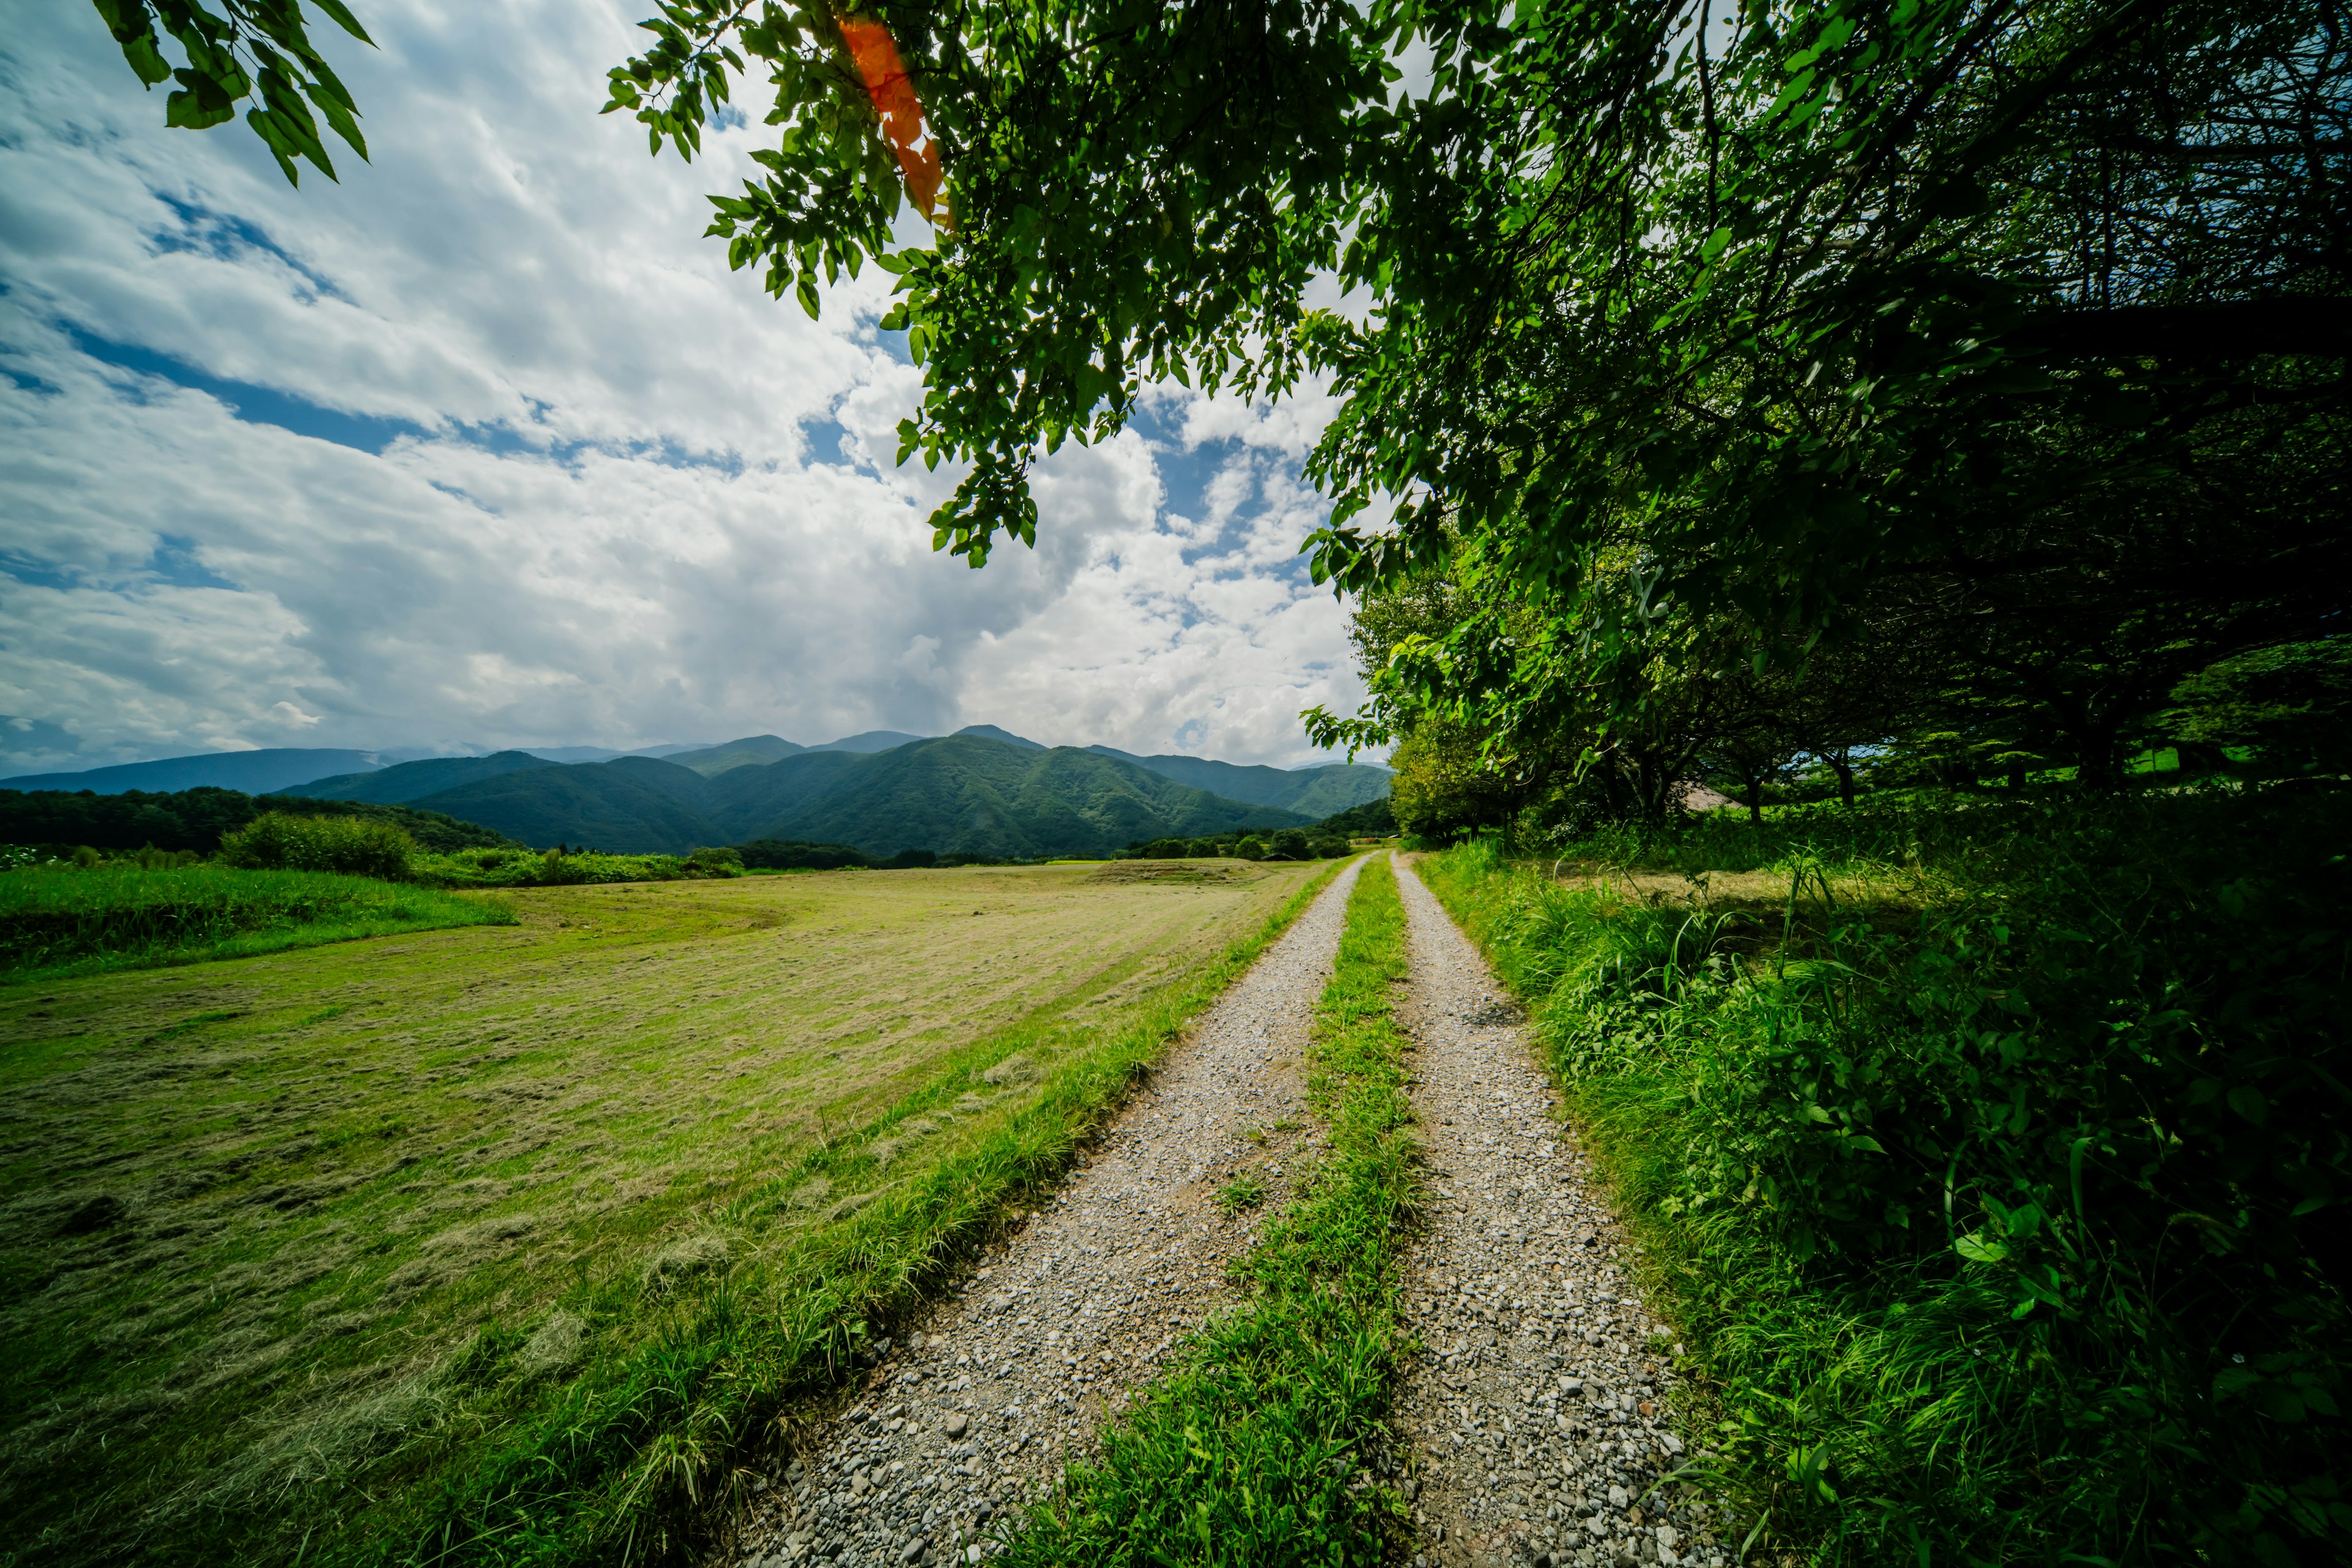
0;1;1378;778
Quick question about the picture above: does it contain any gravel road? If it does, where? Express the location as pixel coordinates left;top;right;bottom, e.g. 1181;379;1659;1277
717;856;1369;1568
1389;858;1727;1568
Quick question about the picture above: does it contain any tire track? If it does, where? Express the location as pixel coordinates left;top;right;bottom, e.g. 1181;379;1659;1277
719;856;1370;1568
1390;858;1730;1568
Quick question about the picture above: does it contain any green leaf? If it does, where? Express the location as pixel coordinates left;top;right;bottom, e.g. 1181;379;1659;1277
796;274;821;320
1954;1232;2008;1264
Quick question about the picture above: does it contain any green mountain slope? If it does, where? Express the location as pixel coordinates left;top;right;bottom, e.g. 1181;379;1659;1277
1084;747;1391;813
0;786;521;855
407;758;718;855
668;735;809;777
369;738;1317;858
722;737;1308;858
288;751;556;804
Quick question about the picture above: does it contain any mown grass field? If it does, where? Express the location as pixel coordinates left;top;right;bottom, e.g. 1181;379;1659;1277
0;858;1330;1567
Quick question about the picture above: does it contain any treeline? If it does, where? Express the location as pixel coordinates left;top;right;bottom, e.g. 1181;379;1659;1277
1118;824;1357;861
0;786;519;858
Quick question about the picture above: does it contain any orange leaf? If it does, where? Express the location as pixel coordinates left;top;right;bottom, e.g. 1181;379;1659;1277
840;17;944;221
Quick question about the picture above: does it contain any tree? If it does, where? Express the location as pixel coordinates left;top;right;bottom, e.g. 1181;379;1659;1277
90;1;374;184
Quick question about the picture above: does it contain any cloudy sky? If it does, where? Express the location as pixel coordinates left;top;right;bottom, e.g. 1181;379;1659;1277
0;1;1379;778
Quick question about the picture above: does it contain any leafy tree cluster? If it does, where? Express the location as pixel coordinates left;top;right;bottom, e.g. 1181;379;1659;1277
0;786;521;858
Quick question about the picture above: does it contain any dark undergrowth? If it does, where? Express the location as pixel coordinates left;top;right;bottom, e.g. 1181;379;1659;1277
1006;854;1419;1567
1420;784;2351;1567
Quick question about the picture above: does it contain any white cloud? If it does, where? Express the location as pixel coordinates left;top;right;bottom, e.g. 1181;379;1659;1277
0;0;1375;778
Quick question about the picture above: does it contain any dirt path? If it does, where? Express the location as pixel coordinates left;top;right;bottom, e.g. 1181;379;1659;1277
1389;858;1728;1568
721;856;1370;1568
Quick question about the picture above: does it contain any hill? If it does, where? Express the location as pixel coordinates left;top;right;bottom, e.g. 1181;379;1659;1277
810;729;928;753
1;748;386;796
952;724;1043;748
720;736;1308;858
399;736;1309;858
668;735;809;777
1084;747;1391;815
288;750;557;804
405;757;718;856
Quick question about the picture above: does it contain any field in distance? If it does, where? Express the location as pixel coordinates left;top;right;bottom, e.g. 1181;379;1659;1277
0;857;1330;1566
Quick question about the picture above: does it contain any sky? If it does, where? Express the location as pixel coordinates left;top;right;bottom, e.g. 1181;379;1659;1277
0;1;1382;778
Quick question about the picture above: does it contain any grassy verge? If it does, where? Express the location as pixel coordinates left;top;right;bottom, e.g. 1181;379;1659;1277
1009;853;1419;1566
0;862;514;982
1420;786;2351;1566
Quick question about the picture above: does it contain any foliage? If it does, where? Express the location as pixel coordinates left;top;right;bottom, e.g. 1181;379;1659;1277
0;861;510;979
411;847;711;888
1313;796;1396;839
735;837;871;869
220;810;414;878
1420;784;2352;1564
1009;856;1414;1566
2169;637;2352;778
0;785;519;858
88;0;373;183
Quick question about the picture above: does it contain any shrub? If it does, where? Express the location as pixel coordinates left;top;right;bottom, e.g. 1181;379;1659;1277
685;846;744;877
1234;837;1267;861
219;812;413;879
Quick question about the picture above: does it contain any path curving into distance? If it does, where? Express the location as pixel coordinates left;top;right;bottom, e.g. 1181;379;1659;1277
1388;857;1728;1568
720;856;1370;1568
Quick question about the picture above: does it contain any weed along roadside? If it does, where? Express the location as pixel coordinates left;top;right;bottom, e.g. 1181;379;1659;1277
0;858;1338;1568
1415;791;2352;1567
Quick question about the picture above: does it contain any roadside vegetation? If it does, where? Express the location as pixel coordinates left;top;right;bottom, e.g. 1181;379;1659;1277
1013;854;1417;1566
1420;787;2351;1564
0;857;1336;1568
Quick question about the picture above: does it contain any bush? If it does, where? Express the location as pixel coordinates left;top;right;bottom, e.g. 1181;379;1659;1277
1233;837;1267;861
735;839;870;870
219;812;413;879
685;846;744;877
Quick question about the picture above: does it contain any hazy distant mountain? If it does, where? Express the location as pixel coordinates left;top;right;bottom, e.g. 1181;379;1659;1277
953;724;1044;749
1;748;386;797
517;742;716;763
810;730;929;753
668;735;809;777
1084;747;1391;816
402;735;1313;856
289;750;557;804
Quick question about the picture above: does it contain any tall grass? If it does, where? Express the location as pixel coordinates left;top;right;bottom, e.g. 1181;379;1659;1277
1009;855;1419;1567
1422;785;2352;1566
0;862;514;981
281;861;1358;1568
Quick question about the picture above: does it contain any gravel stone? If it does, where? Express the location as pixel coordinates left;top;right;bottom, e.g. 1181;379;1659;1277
713;859;1370;1566
1388;859;1732;1568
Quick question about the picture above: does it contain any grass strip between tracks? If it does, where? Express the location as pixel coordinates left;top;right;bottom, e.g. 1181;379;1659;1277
355;859;1351;1568
1008;852;1419;1567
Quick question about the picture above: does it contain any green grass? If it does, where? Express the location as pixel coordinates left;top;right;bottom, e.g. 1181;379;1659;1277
0;858;1337;1568
0;862;515;982
1420;786;2352;1566
1008;853;1419;1567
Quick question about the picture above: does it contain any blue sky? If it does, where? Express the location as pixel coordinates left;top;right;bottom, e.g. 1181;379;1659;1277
0;1;1379;776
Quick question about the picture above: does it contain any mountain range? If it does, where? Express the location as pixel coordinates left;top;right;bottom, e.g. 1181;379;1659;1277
281;731;1392;858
